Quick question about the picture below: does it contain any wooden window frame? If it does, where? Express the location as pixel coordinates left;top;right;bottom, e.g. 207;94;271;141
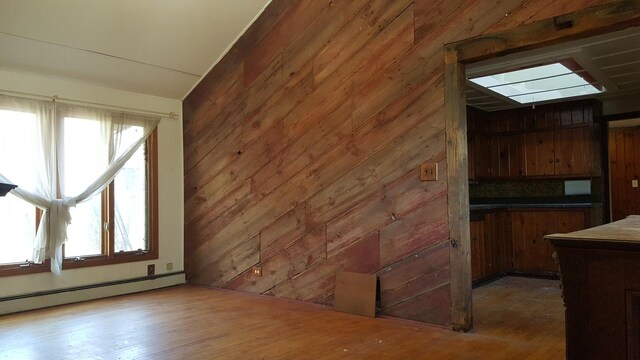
62;129;159;270
444;2;640;331
0;129;158;276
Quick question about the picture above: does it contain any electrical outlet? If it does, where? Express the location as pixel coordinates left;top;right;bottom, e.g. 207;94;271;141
420;163;438;181
166;262;173;271
252;267;262;277
147;264;155;276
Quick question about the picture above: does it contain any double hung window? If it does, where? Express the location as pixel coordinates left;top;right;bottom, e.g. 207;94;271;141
0;96;158;276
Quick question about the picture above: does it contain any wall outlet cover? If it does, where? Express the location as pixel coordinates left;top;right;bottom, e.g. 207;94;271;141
252;267;262;277
420;163;438;181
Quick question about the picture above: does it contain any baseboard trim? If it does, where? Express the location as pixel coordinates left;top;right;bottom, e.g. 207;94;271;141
0;271;186;315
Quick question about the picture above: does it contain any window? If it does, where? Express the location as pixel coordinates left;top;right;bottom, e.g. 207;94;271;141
0;97;158;275
469;61;604;104
62;126;158;270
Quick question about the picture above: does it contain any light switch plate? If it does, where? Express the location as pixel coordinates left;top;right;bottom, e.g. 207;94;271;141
420;163;438;181
633;179;638;188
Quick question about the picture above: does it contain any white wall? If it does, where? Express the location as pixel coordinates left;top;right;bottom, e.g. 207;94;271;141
0;69;185;307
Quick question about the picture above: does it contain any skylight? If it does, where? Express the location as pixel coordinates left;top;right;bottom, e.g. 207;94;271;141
469;63;604;104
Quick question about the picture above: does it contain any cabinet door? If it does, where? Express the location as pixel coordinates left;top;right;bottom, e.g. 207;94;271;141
511;209;587;274
525;131;555;176
554;127;593;176
571;126;593;176
509;134;526;177
485;210;512;274
470;220;485;282
557;210;586;234
498;134;510;177
488;134;500;177
468;134;476;180
475;136;491;178
511;211;557;273
554;128;573;175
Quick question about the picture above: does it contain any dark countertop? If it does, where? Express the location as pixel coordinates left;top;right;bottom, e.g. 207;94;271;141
470;196;599;211
470;203;596;210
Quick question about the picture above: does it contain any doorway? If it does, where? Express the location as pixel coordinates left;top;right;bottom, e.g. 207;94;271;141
608;118;640;221
444;2;640;331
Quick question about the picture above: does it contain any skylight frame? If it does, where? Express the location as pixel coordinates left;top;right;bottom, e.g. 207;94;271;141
468;60;605;105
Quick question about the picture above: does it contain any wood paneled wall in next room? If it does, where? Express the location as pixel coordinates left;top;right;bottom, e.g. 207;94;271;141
609;125;640;221
183;0;615;327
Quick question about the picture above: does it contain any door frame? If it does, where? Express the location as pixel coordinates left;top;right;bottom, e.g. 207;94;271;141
444;1;640;331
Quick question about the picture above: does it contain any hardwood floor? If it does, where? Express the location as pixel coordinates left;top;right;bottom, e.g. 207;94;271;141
0;277;564;359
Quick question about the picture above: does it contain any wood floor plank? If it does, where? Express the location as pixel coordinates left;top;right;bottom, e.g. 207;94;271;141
0;277;564;359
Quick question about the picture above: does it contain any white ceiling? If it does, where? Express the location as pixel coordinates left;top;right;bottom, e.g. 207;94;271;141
0;0;271;99
466;26;640;114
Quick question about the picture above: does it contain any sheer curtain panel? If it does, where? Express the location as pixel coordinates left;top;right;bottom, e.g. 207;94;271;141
0;95;159;275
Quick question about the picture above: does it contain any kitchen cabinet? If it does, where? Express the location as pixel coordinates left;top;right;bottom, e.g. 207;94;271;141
510;208;588;274
470;216;485;282
467;99;601;179
471;207;591;281
470;209;511;283
525;127;594;177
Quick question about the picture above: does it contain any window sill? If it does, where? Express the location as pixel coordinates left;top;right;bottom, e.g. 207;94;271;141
0;260;51;277
62;251;158;270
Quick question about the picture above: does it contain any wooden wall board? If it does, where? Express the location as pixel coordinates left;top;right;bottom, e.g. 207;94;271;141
413;0;467;43
325;168;444;258
378;241;451;309
184;179;255;264
188;234;260;287
225;226;327;294
183;0;293;120
260;204;306;260
280;0;372;84
184;0;631;329
383;284;453;326
334;272;377;318
273;232;380;302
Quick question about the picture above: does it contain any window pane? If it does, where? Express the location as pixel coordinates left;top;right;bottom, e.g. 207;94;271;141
63;117;107;257
0;195;36;264
64;196;102;257
0;109;38;264
114;142;148;252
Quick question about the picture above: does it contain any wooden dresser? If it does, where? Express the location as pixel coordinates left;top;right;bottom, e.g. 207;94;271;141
546;216;640;360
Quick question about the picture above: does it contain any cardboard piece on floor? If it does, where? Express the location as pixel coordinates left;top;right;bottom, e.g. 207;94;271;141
334;272;377;317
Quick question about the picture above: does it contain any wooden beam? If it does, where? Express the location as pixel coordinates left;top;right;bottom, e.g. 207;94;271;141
444;51;471;332
446;0;640;64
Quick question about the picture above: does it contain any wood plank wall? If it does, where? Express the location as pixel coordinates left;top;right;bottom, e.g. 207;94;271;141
609;126;640;221
183;0;615;327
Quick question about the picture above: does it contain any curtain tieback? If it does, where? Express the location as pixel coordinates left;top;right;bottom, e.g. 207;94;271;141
49;199;74;275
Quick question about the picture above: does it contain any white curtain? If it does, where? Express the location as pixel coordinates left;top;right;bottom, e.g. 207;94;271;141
0;95;159;275
0;95;56;266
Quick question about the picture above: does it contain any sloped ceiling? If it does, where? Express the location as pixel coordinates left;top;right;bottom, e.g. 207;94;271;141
0;0;271;99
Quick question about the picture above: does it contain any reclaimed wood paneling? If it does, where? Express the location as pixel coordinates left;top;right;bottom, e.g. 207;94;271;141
378;241;451;312
260;204;306;260
225;227;327;294
183;0;616;328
